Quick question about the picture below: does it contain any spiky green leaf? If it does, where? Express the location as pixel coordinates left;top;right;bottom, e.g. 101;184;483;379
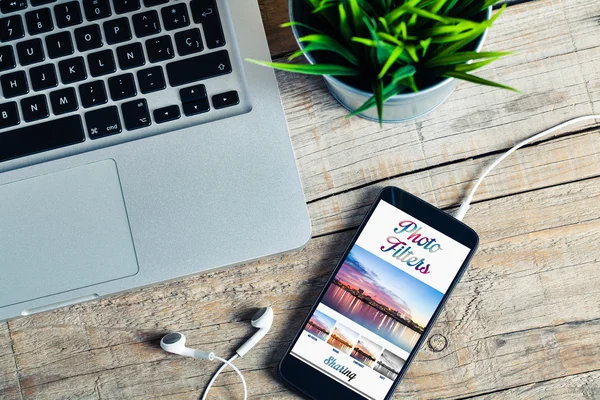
443;71;520;91
245;59;360;76
378;45;405;78
299;34;360;65
426;51;511;66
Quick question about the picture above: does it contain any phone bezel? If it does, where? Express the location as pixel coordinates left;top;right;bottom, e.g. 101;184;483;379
278;186;479;400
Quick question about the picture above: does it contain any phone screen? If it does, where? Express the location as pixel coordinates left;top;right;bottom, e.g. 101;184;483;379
289;199;473;400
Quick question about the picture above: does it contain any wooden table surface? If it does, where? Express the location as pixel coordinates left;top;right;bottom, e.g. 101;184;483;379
2;0;600;399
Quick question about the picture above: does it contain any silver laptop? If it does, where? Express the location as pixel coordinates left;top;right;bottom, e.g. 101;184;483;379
0;0;311;321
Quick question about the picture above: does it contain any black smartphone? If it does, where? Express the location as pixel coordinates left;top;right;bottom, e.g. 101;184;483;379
279;187;479;400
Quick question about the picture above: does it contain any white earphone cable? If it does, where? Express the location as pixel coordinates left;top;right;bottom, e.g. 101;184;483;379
454;115;600;221
202;354;247;400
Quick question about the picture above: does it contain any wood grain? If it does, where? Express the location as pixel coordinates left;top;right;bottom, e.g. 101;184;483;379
3;175;600;399
0;324;21;400
308;127;600;236
467;370;600;400
1;0;600;399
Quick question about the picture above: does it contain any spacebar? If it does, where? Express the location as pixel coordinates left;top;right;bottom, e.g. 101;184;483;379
0;115;85;163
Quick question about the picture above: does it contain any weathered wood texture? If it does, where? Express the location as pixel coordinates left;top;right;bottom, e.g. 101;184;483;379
1;0;600;399
0;324;21;400
2;172;599;400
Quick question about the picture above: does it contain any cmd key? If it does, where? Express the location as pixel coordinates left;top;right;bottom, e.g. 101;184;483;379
85;105;121;139
166;49;231;87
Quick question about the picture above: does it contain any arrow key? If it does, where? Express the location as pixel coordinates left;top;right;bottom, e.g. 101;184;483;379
212;90;239;109
122;98;151;131
154;105;180;124
183;98;210;117
179;84;206;103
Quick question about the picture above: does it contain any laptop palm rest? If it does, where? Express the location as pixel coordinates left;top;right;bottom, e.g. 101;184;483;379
0;159;139;309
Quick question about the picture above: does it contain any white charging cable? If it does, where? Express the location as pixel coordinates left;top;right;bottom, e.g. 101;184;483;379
203;355;247;400
454;115;600;221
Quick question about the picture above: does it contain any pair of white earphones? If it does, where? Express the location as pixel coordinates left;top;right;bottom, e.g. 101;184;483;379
160;306;273;400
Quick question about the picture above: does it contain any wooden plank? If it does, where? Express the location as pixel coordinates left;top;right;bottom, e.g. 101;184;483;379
395;320;600;399
7;174;600;399
276;0;600;202
308;128;600;236
257;0;296;58
0;323;21;400
466;370;600;400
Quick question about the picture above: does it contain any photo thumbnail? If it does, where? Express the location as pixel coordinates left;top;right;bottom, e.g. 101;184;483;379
327;323;360;355
305;309;337;341
350;337;383;367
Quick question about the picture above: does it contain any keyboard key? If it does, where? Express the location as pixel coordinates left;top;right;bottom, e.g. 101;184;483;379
74;24;102;52
144;0;168;6
103;17;131;44
29;63;57;91
83;0;112;21
1;1;27;14
212;91;239;109
112;0;140;15
1;70;28;98
49;87;78;114
0;45;16;72
16;38;45;65
145;35;173;63
79;80;107;108
116;42;144;70
85;105;121;139
58;56;86;84
166;49;231;86
137;66;165;94
175;28;203;56
122;99;150;130
190;0;225;49
154;104;180;124
88;49;115;77
108;73;136;101
182;99;209;116
0;102;19;129
179;84;205;103
161;3;189;31
21;94;49;122
132;10;160;38
54;1;82;28
0;15;25;42
45;31;74;58
31;0;57;5
0;115;84;163
25;7;53;35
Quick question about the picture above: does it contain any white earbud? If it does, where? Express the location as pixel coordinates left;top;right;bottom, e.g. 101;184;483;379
236;306;274;357
160;306;274;400
160;332;215;360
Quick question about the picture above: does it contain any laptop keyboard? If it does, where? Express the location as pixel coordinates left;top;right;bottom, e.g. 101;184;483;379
0;0;250;165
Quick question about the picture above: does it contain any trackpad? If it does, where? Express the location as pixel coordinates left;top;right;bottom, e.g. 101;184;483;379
0;159;139;308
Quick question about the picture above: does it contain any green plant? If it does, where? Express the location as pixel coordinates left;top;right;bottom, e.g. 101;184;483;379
248;0;517;123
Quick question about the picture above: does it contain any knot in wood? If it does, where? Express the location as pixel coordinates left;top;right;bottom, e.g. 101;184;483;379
428;334;448;352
